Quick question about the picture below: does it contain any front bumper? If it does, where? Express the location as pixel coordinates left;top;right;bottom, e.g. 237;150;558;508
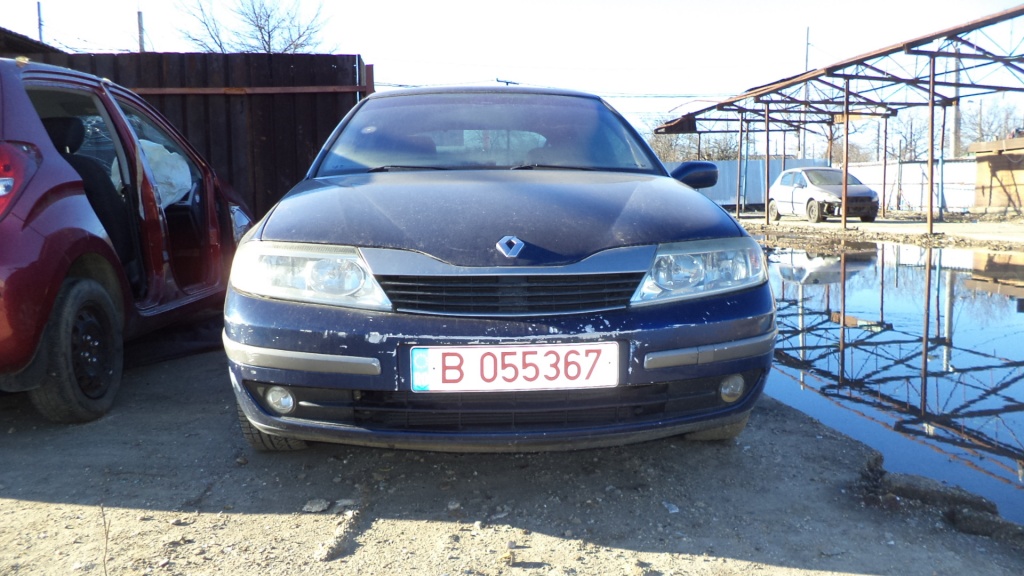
224;283;777;451
823;197;878;217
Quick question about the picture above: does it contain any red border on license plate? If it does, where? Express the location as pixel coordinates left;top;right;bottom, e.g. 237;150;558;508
410;342;619;392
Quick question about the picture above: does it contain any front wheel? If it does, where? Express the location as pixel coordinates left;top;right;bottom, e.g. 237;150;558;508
767;199;781;221
28;278;124;423
806;200;824;223
861;214;877;222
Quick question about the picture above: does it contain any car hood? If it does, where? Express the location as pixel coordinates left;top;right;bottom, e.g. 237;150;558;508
257;170;743;267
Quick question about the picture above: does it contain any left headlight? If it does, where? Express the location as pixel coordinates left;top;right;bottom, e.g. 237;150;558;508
229;241;392;310
630;237;767;305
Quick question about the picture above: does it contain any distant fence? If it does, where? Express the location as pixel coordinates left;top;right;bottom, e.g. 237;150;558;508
11;52;373;217
848;159;976;213
688;158;977;214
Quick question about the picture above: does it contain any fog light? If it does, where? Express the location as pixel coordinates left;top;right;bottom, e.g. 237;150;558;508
719;374;746;403
265;386;296;414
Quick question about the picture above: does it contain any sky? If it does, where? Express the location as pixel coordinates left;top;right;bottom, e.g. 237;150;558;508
4;0;1023;131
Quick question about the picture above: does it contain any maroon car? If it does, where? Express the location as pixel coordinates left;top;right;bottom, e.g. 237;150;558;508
0;57;251;422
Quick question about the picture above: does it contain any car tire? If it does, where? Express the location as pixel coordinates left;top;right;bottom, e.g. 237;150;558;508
806;200;824;223
861;214;877;222
767;200;781;221
28;278;123;423
684;414;749;441
237;403;308;451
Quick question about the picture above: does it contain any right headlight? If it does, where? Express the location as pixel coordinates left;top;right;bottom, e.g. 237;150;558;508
229;240;392;310
630;237;767;305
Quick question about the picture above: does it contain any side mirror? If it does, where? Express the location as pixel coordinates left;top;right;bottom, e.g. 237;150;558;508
229;204;254;244
670;161;718;190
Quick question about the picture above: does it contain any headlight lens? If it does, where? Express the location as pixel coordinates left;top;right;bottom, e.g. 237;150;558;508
230;241;391;310
631;237;767;305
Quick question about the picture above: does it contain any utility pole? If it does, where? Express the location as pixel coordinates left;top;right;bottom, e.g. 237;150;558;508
138;11;145;52
953;46;961;157
801;27;809;160
37;2;43;43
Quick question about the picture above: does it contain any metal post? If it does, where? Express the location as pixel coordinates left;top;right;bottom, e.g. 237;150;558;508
881;115;889;218
939;105;948;221
735;114;744;220
765;103;771;225
953;46;961;158
927;56;936;234
782;131;787;171
842;79;851;229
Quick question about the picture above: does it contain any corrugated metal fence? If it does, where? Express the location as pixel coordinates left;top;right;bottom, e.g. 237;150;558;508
693;158;977;213
12;52;372;217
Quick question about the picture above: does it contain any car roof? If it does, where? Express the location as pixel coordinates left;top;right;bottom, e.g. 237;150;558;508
363;85;605;101
1;57;105;82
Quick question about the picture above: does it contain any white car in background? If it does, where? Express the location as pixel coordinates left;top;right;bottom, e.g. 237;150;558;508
768;167;879;223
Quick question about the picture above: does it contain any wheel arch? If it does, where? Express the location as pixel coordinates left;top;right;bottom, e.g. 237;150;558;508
0;255;125;395
65;253;126;327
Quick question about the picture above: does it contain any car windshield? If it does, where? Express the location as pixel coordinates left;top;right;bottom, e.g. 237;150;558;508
315;92;662;176
805;169;863;186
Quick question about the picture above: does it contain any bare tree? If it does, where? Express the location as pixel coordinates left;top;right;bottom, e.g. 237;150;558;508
885;110;927;161
700;134;740;161
644;117;739;162
181;0;331;54
955;98;1022;151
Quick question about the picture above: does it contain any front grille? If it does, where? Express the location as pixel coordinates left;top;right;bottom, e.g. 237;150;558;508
376;272;645;316
245;370;763;433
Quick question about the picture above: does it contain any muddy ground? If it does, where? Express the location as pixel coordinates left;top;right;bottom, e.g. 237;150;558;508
2;213;1024;576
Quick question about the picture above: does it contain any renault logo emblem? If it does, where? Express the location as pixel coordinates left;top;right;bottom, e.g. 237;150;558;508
496;235;525;258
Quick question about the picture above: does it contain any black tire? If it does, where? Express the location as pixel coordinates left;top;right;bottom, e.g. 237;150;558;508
806;200;824;223
861;214;877;222
237;403;308;451
684;414;749;442
28;278;123;423
767;200;781;221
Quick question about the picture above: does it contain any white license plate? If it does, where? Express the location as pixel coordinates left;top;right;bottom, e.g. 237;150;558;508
410;342;619;392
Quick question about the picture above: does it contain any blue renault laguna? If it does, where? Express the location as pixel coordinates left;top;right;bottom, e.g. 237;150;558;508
224;86;776;452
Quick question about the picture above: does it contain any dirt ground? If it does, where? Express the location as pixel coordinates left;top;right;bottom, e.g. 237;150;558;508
2;346;1023;576
741;210;1024;253
3;213;1024;576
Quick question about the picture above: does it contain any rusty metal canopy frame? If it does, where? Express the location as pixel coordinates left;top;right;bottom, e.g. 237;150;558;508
658;6;1024;135
656;5;1024;231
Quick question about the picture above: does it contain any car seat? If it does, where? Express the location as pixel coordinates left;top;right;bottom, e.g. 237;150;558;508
42;117;138;274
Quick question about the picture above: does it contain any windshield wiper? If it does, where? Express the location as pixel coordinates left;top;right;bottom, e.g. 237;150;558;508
366;165;449;173
509;164;597;171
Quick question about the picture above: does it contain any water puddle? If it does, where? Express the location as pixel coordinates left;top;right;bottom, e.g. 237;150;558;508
763;239;1024;523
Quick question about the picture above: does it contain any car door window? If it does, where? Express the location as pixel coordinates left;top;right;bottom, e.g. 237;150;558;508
25;88;127;195
114;100;200;209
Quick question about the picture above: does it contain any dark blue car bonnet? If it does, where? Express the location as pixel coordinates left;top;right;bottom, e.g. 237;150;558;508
256;170;743;267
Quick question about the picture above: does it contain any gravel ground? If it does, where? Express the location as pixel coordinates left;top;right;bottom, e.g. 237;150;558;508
2;349;1022;576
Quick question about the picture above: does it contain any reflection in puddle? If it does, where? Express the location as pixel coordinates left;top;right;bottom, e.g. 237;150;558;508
765;240;1024;523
